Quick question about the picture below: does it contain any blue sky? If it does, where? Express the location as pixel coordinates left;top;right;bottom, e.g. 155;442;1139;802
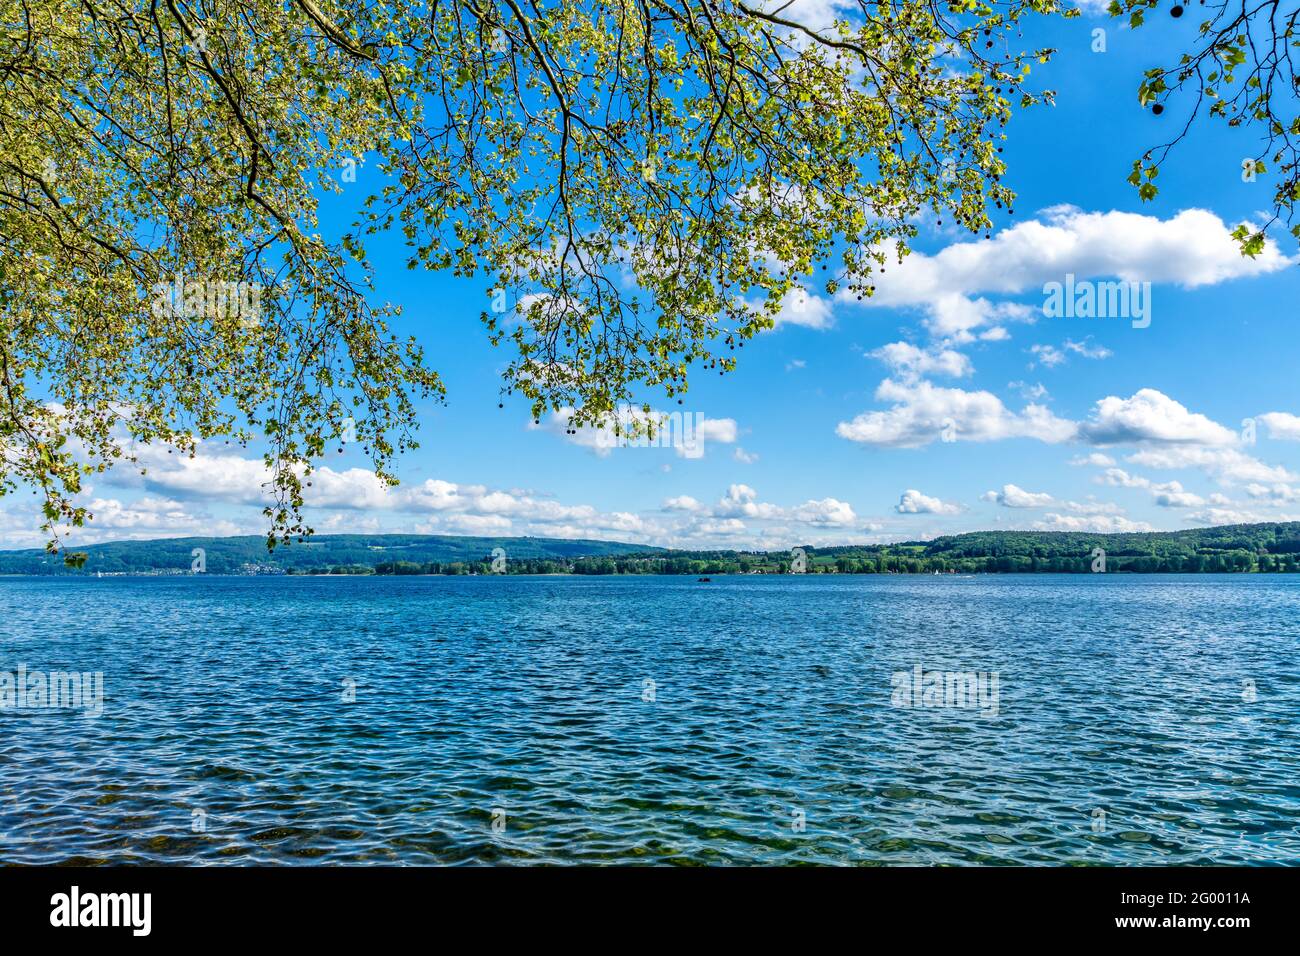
10;4;1300;551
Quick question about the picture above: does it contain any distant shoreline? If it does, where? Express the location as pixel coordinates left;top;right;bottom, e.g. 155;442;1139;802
4;523;1299;576
1;569;1295;578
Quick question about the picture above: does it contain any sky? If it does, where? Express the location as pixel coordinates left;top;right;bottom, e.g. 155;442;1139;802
9;3;1300;551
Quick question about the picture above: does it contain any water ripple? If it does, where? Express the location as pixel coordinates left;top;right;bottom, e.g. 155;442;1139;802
0;574;1297;864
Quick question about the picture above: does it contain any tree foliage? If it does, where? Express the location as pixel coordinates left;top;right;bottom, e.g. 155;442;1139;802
1114;0;1300;254
1;0;1061;556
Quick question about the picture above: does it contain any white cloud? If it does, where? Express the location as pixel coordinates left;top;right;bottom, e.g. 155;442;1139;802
1032;513;1155;533
689;517;748;537
772;284;834;329
131;443;272;504
1070;452;1116;468
895;489;962;515
1009;381;1050;401
1079;389;1237;446
1098;467;1152;489
1098;467;1214;507
663;495;703;512
442;513;513;534
1065;337;1112;360
1258;411;1300;441
534;406;738;458
869;341;972;380
1152;481;1205;508
790;497;857;527
1062;499;1126;516
79;496;243;538
1246;482;1300;502
981;483;1055;508
1183;506;1297;527
714;483;783;520
842;207;1292;342
1125;446;1296;485
1030;337;1112;369
1029;344;1066;368
836;378;1076;447
733;446;759;464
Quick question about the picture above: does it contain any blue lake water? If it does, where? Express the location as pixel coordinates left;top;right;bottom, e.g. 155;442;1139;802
0;574;1297;865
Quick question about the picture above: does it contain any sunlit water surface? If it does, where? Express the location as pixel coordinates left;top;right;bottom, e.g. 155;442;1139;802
0;574;1296;865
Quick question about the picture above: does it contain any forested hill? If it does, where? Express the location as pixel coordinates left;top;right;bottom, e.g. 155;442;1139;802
0;534;661;575
3;523;1300;575
618;522;1300;574
899;523;1300;573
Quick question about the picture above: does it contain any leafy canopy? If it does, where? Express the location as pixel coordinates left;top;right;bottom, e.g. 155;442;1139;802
1114;0;1300;255
1;0;1062;557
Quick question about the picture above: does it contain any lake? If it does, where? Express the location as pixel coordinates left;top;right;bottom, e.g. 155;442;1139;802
0;574;1296;865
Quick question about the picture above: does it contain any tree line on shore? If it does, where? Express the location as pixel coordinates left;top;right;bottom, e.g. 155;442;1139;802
326;524;1300;576
8;524;1300;576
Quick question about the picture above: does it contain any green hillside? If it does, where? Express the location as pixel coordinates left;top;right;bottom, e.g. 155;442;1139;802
0;534;661;575
4;523;1300;575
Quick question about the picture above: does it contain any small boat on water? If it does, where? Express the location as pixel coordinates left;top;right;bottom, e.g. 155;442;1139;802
697;576;711;583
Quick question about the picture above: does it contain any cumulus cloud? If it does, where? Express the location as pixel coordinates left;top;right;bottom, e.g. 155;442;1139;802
663;495;703;512
1061;499;1127;516
1097;467;1209;507
714;483;784;520
1032;513;1155;533
1065;338;1112;360
836;378;1076;447
981;483;1055;508
1183;505;1300;527
79;496;244;539
43;426;893;550
869;341;972;380
841;206;1292;343
840;385;1291;500
895;489;962;515
1079;389;1238;446
1009;381;1050;402
790;497;857;527
1258;412;1300;441
1125;446;1296;485
1028;344;1067;368
1151;481;1206;508
1029;337;1111;369
1245;482;1300;502
658;484;873;547
533;406;739;458
1098;466;1153;489
772;284;834;329
442;513;513;534
1070;452;1116;467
